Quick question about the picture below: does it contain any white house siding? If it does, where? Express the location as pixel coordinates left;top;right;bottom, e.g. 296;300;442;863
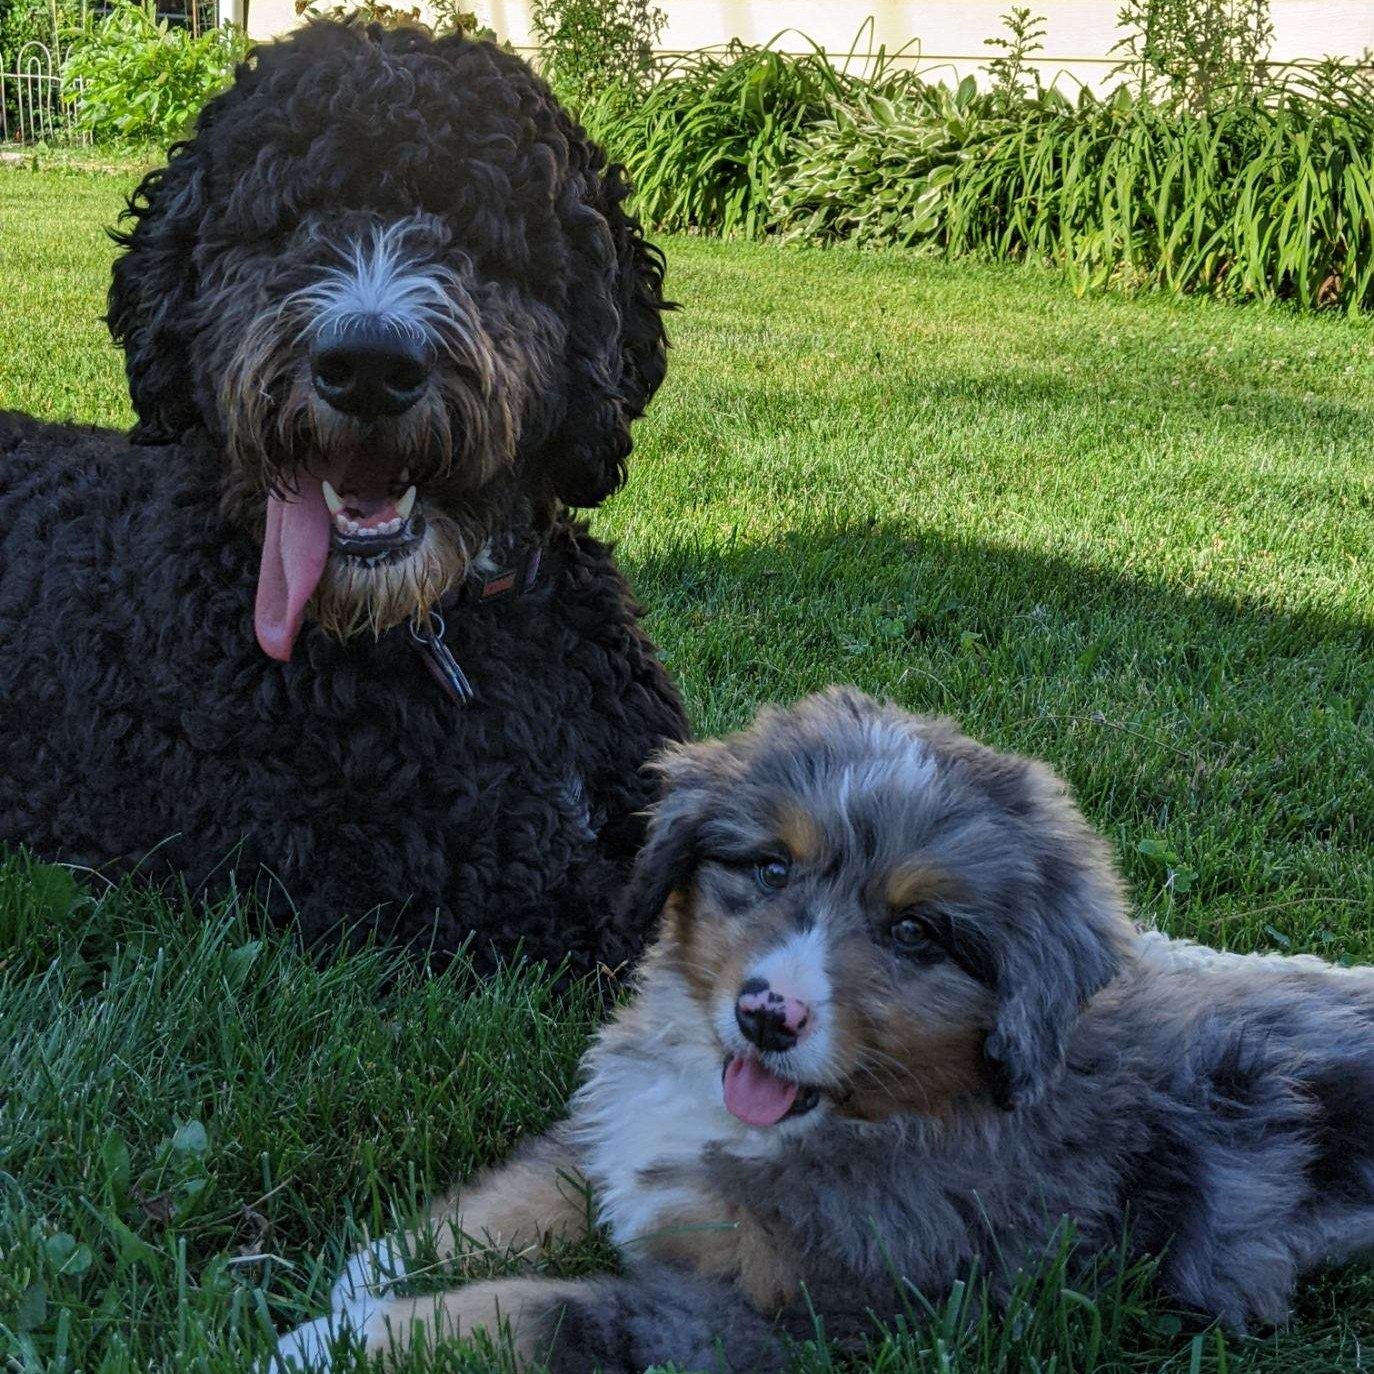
234;0;1374;94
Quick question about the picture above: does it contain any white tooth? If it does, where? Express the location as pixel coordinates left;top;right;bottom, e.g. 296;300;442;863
398;468;411;484
322;479;344;515
343;518;359;535
395;486;417;521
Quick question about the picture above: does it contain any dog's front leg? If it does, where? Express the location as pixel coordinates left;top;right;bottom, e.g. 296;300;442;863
314;1274;585;1369
280;1270;787;1374
424;1129;593;1267
274;1131;591;1371
340;1132;592;1301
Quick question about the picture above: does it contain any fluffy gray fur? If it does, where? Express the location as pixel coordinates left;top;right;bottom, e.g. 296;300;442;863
276;688;1374;1373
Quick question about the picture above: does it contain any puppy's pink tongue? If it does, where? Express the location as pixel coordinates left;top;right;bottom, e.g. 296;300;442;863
254;479;332;662
723;1055;798;1127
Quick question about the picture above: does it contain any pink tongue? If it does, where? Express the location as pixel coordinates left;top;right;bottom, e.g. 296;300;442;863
723;1056;799;1127
254;478;332;662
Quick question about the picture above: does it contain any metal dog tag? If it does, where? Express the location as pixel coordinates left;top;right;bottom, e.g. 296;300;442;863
410;612;476;707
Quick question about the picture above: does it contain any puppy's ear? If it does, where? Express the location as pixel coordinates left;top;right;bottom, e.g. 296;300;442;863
107;115;220;442
542;158;668;508
983;765;1133;1110
619;742;731;932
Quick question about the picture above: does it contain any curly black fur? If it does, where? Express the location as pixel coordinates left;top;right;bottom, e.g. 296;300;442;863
0;21;688;972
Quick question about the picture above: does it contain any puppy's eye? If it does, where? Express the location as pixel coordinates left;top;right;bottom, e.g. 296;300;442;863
756;859;791;891
889;916;938;956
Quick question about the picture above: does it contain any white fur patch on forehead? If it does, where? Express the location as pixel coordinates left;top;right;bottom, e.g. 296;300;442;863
293;221;463;344
834;720;938;812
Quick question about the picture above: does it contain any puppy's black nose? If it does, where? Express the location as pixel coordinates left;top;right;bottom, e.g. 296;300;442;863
735;976;808;1053
311;320;431;419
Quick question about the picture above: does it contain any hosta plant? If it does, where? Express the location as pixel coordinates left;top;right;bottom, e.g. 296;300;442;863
772;78;1019;247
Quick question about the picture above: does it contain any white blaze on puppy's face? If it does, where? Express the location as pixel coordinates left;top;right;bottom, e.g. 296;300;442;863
716;922;837;1093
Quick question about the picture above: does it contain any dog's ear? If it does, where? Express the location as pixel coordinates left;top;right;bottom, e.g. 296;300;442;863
107;127;216;443
603;166;670;425
542;158;669;508
619;741;732;932
982;765;1133;1111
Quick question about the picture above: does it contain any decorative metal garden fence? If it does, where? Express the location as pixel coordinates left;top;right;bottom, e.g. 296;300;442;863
0;38;83;142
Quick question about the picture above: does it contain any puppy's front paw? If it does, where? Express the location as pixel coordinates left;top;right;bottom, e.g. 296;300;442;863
271;1310;357;1372
332;1237;408;1310
272;1237;407;1370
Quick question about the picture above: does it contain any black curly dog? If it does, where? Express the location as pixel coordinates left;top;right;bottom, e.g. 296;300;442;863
0;20;688;973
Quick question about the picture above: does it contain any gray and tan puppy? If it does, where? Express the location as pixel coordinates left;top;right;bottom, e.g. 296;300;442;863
276;689;1374;1372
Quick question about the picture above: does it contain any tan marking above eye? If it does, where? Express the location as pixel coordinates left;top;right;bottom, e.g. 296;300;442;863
773;802;824;865
883;864;960;912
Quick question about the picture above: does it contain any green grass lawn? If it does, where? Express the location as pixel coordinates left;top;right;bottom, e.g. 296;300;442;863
1;162;1372;1373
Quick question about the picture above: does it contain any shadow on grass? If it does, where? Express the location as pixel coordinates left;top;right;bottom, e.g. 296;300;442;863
916;368;1374;455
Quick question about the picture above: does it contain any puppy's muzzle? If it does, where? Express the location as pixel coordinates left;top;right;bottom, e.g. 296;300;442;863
311;318;433;419
735;977;812;1053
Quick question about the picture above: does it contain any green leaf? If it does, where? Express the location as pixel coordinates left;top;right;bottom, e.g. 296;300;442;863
171;1120;209;1159
111;1214;158;1269
16;1278;47;1331
44;1232;95;1280
101;1131;131;1200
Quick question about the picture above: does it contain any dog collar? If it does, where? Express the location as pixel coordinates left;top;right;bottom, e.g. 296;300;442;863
458;543;542;606
411;540;544;708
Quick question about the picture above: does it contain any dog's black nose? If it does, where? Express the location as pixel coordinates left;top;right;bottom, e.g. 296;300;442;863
735;977;808;1053
311;321;431;419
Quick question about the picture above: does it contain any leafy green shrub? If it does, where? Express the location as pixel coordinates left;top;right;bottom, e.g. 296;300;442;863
604;20;1374;313
558;6;1374;312
1;0;54;64
60;0;246;144
581;33;920;237
773;63;1374;310
531;0;665;113
939;65;1374;309
1113;0;1273;111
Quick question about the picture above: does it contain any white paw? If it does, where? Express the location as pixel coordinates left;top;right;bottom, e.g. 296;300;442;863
271;1309;355;1372
331;1237;407;1310
271;1237;406;1371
